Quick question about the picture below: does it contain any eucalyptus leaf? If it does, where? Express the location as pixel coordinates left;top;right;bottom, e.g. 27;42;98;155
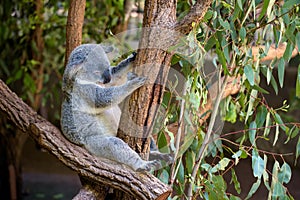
245;178;261;200
249;121;257;146
244;65;255;86
278;162;292;184
278;58;285;88
252;149;264;178
296;64;300;98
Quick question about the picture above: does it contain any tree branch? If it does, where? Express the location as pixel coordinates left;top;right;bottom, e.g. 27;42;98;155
173;0;213;34
0;79;171;200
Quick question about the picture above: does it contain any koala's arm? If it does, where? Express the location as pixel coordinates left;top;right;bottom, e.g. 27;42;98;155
79;75;145;108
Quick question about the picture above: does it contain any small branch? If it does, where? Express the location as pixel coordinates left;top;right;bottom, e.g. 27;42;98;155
0;79;171;200
186;75;228;200
173;0;213;34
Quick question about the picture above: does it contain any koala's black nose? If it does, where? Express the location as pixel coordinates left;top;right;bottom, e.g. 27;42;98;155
102;69;111;84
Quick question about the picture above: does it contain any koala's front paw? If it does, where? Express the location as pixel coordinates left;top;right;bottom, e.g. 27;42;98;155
137;160;162;172
127;72;138;80
129;76;146;88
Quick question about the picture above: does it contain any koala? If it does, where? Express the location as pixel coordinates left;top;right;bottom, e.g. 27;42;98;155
61;44;170;171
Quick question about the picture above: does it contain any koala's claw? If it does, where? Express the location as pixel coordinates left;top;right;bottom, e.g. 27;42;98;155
128;52;137;62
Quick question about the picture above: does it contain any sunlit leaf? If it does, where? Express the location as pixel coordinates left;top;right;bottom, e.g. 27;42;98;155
252;149;264;178
263;155;270;190
231;169;241;194
258;0;270;21
244;65;255;86
282;0;300;9
249;121;257;146
278;58;285;88
245;89;258;122
232;150;242;165
211;158;231;173
296;64;300;98
295;135;300;166
272;182;285;199
264;112;271;137
273;123;280;146
177;160;185;184
245;178;261;200
278;162;292;184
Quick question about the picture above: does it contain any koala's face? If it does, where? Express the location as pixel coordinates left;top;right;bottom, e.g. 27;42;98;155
64;44;112;84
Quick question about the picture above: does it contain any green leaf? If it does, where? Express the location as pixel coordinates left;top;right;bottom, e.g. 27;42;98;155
245;178;261;200
225;101;237;123
216;45;229;74
218;17;230;30
237;0;243;10
239;27;246;41
255;106;267;128
244;65;255;86
245;89;258;122
185;150;195;174
204;35;216;51
296;64;300;98
274;123;280;146
278;58;285;88
296;32;300;53
211;158;231;173
264;112;271;137
282;0;300;9
231;169;241;194
258;0;270;21
249;121;257;146
295;135;300;166
272;182;285;198
177;160;185;184
283;42;294;61
252;149;264;178
159;169;169;184
232;150;242;165
278;162;292;184
263;155;270;190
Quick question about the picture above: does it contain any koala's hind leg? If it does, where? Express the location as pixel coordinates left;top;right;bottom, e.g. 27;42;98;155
84;136;161;172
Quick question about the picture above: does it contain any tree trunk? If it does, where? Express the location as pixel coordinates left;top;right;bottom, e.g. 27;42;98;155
65;0;86;66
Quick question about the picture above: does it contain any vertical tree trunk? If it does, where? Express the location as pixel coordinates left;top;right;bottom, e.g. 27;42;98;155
118;0;176;161
64;0;86;66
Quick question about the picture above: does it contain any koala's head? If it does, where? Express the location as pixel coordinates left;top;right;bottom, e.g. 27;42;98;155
62;44;111;91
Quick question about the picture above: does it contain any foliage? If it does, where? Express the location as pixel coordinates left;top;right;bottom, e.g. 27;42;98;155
155;0;300;199
0;0;125;124
1;0;300;199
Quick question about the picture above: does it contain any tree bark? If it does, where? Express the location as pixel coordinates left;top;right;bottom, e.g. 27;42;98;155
117;0;213;161
65;0;86;66
0;79;172;200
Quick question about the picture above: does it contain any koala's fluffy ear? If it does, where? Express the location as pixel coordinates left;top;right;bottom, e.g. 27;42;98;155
62;63;84;92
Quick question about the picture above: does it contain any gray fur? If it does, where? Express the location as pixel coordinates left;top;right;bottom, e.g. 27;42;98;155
61;44;165;171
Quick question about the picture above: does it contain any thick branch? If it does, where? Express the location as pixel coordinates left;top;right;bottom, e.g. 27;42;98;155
0;79;171;200
173;0;213;34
